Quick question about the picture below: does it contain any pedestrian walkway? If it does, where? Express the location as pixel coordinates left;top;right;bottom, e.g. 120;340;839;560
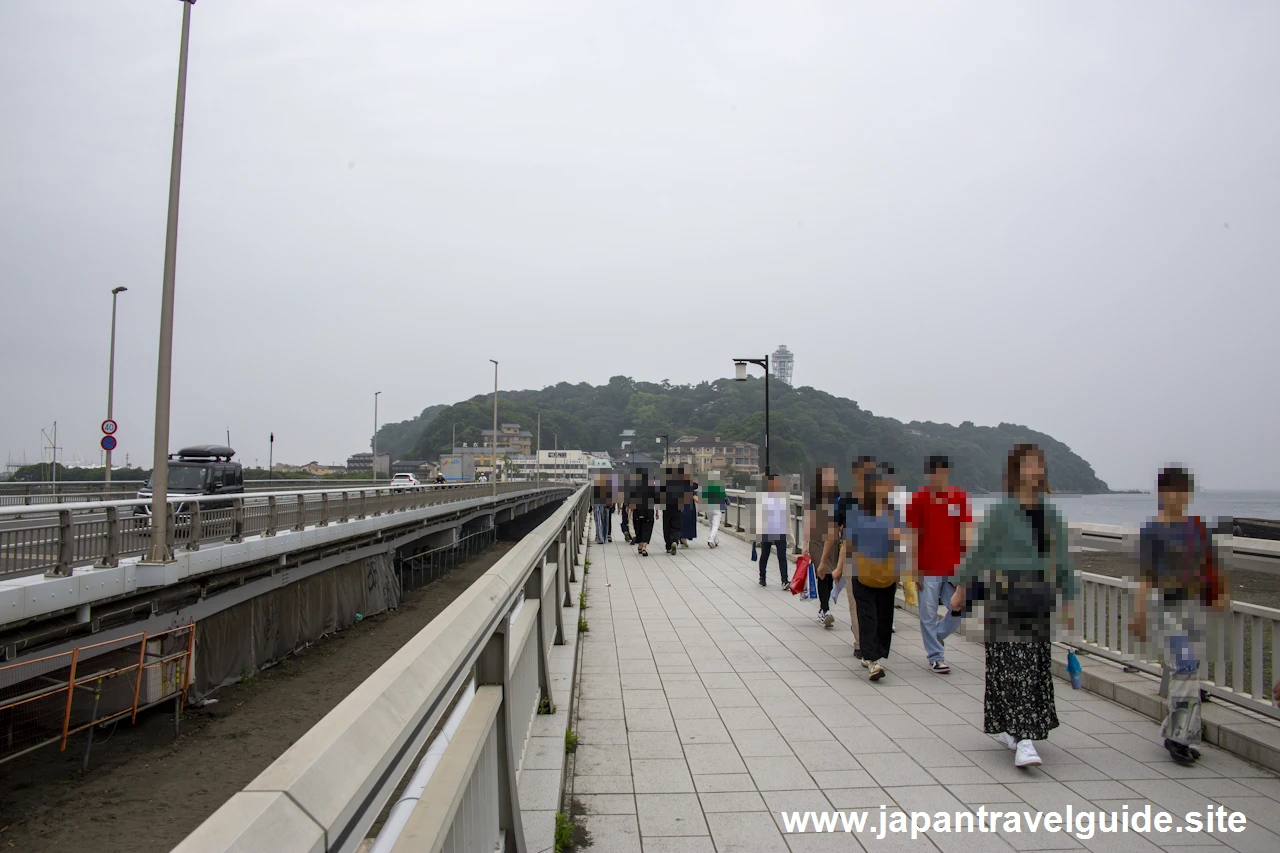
568;518;1280;853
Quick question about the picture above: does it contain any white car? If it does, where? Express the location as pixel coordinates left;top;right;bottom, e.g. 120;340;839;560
390;473;420;488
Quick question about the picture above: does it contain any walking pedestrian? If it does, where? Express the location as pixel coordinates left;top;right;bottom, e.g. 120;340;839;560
681;470;698;546
847;466;904;682
619;491;633;544
950;444;1077;768
806;465;843;628
592;471;612;544
629;467;656;557
757;474;790;587
907;455;972;674
661;465;685;555
837;456;877;660
1129;467;1228;764
702;471;727;547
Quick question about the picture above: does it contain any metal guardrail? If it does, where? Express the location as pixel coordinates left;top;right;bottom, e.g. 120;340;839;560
722;487;1280;722
173;484;591;853
0;479;445;507
1073;571;1280;721
0;481;575;580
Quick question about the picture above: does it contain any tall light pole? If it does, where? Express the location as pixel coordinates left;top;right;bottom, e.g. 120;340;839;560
535;411;541;484
104;286;127;487
452;422;460;452
732;356;771;477
373;391;382;482
489;360;498;496
657;434;669;467
145;0;197;564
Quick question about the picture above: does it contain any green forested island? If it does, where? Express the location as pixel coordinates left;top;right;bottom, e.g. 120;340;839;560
377;376;1109;494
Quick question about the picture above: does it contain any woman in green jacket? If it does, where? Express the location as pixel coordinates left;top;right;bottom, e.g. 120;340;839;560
950;444;1077;768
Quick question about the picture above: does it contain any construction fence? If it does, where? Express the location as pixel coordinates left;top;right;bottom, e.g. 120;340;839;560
0;623;195;767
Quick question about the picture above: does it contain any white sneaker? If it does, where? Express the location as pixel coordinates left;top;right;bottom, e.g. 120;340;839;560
1014;740;1041;767
816;610;828;624
998;732;1018;750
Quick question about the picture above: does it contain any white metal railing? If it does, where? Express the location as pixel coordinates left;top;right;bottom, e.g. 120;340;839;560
0;481;566;579
722;487;1280;721
172;484;590;853
1074;571;1280;721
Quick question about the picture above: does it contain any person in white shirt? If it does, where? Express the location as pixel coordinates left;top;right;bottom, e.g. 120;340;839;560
757;474;790;588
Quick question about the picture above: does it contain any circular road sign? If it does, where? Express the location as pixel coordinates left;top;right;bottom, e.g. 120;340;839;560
100;435;118;452
101;419;118;435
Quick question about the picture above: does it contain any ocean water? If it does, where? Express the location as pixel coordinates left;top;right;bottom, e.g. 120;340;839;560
969;491;1280;529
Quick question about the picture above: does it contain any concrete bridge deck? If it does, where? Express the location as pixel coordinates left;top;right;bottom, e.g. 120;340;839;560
570;517;1280;853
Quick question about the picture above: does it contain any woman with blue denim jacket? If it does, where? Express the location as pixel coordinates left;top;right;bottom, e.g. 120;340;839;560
950;444;1077;768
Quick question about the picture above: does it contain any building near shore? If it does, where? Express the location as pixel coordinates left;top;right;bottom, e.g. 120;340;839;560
346;452;391;477
665;436;759;475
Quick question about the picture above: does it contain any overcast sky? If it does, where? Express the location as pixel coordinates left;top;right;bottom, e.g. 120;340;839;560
2;1;1276;490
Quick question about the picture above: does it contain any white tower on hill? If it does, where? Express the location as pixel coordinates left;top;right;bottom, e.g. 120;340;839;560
772;344;794;387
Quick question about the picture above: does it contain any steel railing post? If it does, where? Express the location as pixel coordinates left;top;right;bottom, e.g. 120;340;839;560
475;623;528;853
164;503;176;554
528;555;554;710
319;491;329;527
294;493;306;531
46;509;74;578
228;497;244;543
266;495;278;537
340;491;350;523
359;490;367;520
187;500;202;551
98;506;120;568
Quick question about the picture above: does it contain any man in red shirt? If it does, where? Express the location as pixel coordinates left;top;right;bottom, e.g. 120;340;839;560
906;456;972;674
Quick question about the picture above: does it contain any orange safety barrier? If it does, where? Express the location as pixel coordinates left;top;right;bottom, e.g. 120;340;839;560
0;622;197;766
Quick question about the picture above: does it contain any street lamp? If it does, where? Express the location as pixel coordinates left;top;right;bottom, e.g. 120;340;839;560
145;0;198;565
373;391;382;482
732;356;771;477
489;360;498;496
657;434;669;466
104;286;127;487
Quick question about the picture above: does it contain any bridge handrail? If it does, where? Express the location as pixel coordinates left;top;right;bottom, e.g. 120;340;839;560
0;482;576;579
0;480;568;517
172;484;591;853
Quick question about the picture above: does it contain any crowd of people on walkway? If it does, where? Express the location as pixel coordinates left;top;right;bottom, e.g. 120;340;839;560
591;447;1243;771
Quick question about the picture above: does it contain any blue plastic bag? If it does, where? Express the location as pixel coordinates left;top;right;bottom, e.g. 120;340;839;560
1066;651;1082;690
807;560;819;599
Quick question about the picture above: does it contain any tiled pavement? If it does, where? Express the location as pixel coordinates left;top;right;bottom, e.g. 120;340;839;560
568;517;1280;853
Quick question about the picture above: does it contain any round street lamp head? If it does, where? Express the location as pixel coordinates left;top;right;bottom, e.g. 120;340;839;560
734;362;748;381
112;286;128;295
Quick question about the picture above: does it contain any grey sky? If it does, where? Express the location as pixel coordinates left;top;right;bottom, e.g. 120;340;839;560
2;1;1276;490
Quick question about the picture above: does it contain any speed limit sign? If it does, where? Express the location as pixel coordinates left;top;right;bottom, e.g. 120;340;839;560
101;419;118;435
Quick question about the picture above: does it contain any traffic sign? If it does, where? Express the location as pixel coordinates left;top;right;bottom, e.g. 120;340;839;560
101;419;118;435
100;435;118;452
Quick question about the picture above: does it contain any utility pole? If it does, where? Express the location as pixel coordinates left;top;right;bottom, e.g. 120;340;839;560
104;286;127;486
268;432;274;480
536;411;541;484
145;0;197;564
489;360;498;496
373;391;382;482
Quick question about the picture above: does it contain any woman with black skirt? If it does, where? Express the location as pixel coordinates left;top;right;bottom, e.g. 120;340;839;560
951;444;1077;768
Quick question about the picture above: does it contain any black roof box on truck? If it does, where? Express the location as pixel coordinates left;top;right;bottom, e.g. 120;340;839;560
175;445;236;460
